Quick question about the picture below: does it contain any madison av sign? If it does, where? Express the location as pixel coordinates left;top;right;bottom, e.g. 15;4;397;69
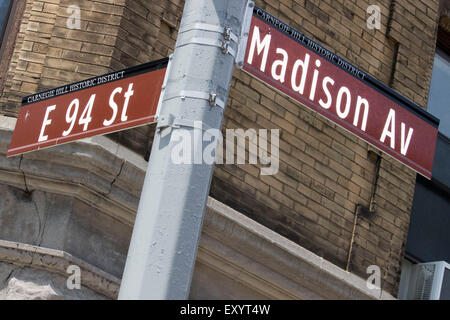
7;58;169;157
241;7;440;179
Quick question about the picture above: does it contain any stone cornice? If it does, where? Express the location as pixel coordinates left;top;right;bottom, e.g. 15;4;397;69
0;240;120;299
201;198;395;300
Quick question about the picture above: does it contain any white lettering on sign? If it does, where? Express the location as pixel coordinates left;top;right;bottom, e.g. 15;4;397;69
380;109;396;149
380;109;414;156
319;76;334;109
309;59;321;101
38;83;135;140
38;105;56;142
355;96;369;131
8;62;168;159
104;87;122;126
79;94;96;131
104;84;135;126
246;25;411;148
62;95;96;137
62;99;80;137
336;86;351;120
401;123;414;156
240;10;440;178
121;83;134;122
247;26;271;72
291;53;310;95
271;48;288;83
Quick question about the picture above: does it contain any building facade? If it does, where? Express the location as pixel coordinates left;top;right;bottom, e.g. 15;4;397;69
0;0;446;299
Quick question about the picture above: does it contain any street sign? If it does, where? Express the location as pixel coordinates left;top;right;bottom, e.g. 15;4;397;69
7;57;169;157
240;7;440;179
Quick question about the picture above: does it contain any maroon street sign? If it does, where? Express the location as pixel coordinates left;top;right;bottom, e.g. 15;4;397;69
241;7;440;179
7;58;168;157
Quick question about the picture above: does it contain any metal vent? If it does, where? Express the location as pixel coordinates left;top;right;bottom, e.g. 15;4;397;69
414;264;436;300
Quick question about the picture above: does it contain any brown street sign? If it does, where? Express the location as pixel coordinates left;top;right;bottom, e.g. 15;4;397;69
7;57;169;157
240;7;440;179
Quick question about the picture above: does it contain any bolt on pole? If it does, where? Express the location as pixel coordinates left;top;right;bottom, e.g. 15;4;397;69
118;0;254;299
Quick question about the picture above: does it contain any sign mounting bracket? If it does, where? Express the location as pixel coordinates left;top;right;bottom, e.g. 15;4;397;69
236;1;255;67
162;90;226;109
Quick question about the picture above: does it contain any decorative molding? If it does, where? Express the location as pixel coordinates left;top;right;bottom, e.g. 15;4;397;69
201;198;396;300
0;240;120;299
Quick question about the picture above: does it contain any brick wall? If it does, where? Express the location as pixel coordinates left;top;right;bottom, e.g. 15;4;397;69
0;1;26;96
212;0;441;295
0;0;441;296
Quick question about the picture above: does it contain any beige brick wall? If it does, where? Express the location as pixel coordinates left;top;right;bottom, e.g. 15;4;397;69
0;0;441;296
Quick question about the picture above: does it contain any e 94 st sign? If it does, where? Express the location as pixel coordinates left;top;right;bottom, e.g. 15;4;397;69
7;58;168;157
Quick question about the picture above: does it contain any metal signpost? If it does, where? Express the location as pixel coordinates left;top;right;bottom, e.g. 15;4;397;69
7;58;169;157
118;0;254;299
240;7;440;179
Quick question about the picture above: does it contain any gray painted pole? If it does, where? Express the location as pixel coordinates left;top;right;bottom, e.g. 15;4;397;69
118;0;253;299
